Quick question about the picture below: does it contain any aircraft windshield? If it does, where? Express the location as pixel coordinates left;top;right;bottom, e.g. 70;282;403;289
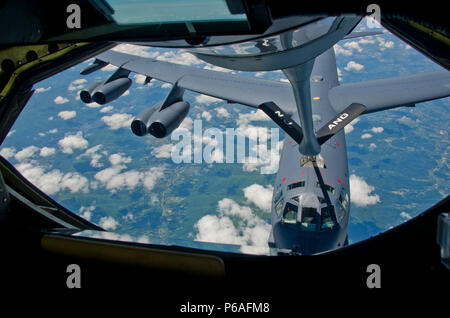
301;207;318;231
106;0;247;24
320;207;336;230
283;202;298;224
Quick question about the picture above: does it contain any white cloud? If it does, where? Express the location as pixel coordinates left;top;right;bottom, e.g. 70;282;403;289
371;127;384;133
77;144;104;168
94;164;165;192
58;131;88;154
377;37;395;50
123;212;134;222
84;102;102;108
156;50;203;66
94;164;127;190
133;74;147;84
358;37;376;45
361;133;372;139
14;145;39;162
0;147;16;159
349;174;380;207
243;184;273;212
54;96;69;104
100;105;114;113
201;110;212;121
101;64;118;72
396;116;416;126
194;198;271;255
68;78;87;91
78;205;95;221
58;110;77;120
369;143;377;150
343;41;363;52
142;167;165;191
400;211;412;220
334;44;353;56
61;172;90;193
237;109;270;127
344;118;360;134
173;116;193;134
16;162;89;195
241;133;282;174
39;147;56;157
203;64;233;72
48;128;58;134
101;113;134;130
151;144;173;158
35;86;51;93
109;153;132;165
195;94;222;105
112;44;159;58
195;215;242;244
344;61;364;72
215;107;230;118
99;216;119;230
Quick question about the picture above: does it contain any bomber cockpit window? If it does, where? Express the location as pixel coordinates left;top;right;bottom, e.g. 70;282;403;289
282;202;298;224
287;181;305;191
300;207;318;231
320;206;337;230
316;182;335;194
275;198;284;217
273;185;283;204
336;201;346;223
339;188;349;211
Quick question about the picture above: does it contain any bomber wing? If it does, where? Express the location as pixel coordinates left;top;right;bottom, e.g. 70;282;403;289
329;70;450;114
94;50;297;113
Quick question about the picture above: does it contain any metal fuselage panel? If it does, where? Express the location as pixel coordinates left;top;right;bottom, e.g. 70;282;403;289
271;48;350;254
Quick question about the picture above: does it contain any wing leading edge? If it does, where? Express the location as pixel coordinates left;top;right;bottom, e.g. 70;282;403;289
95;50;297;113
94;50;450;116
329;70;450;114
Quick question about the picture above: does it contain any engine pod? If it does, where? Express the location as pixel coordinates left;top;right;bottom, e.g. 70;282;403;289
79;81;102;104
130;104;160;136
148;101;190;138
92;78;132;105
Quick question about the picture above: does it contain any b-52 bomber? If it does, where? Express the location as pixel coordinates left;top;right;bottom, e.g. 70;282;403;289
79;16;450;254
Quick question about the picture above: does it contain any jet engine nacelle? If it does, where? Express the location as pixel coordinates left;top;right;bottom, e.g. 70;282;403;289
131;101;190;138
79;81;102;104
91;78;132;105
130;103;160;137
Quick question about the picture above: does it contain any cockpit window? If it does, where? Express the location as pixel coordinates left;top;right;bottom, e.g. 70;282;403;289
316;182;335;194
339;188;349;210
287;181;305;191
336;188;349;223
275;198;284;217
282;202;298;224
320;206;337;230
300;207;318;231
273;184;283;204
